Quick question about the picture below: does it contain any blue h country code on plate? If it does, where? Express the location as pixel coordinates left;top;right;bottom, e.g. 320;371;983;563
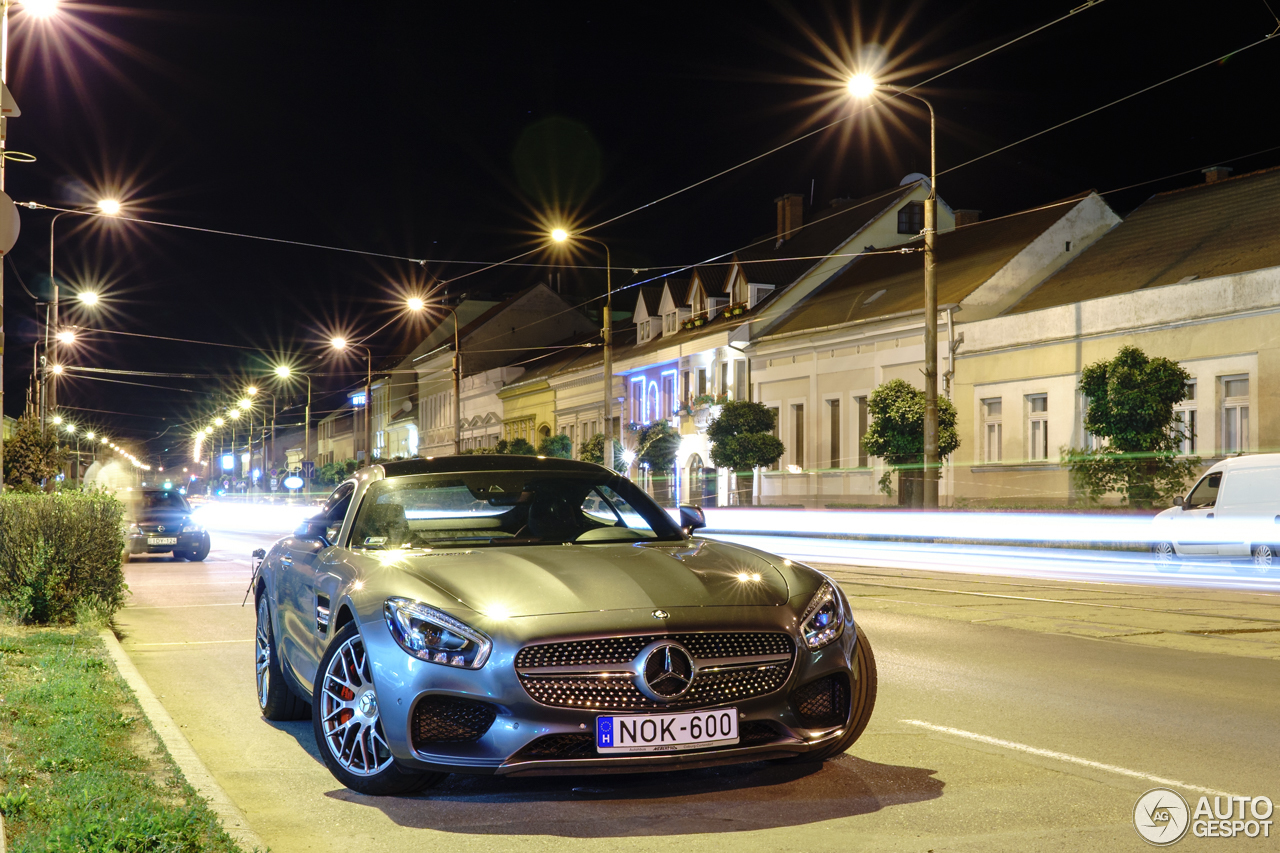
596;708;739;754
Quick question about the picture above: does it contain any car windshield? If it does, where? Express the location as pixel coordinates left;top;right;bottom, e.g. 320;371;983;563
142;491;190;512
348;470;683;549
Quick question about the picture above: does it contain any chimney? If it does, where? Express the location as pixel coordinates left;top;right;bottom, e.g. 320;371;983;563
775;193;804;242
954;209;982;228
1202;166;1233;184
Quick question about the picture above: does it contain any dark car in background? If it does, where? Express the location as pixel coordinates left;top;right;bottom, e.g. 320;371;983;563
123;488;211;562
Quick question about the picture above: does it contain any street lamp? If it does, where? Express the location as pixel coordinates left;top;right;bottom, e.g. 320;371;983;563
331;338;373;465
77;291;99;306
849;76;940;508
405;297;462;456
551;228;615;469
273;364;312;481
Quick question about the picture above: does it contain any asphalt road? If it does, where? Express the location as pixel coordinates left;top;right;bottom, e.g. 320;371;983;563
115;529;1280;852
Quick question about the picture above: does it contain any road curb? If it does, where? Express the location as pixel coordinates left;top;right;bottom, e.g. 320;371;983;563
99;629;267;853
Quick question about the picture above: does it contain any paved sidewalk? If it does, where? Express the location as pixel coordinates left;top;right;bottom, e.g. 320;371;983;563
822;564;1280;660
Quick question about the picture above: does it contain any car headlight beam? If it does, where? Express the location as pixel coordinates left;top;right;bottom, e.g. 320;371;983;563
799;581;845;651
383;598;492;670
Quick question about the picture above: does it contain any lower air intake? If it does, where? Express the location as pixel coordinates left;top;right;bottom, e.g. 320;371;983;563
411;695;497;748
792;674;850;728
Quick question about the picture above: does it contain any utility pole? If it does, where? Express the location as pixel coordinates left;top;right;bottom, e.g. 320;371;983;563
0;0;10;487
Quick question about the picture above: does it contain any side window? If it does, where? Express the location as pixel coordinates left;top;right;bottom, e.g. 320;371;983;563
321;483;356;524
1185;472;1221;508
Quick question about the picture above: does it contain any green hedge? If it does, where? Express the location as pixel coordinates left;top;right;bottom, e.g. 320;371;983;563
0;492;127;624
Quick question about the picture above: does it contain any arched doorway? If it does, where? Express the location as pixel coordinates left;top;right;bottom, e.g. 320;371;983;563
687;453;716;507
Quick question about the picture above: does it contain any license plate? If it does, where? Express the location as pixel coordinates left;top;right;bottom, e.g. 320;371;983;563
147;537;178;546
596;707;739;754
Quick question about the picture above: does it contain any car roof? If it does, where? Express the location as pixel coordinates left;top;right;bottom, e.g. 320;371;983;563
376;454;612;478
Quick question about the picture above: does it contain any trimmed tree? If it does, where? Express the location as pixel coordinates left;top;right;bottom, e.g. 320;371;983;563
634;421;681;504
708;401;785;506
579;432;624;468
860;379;959;506
536;434;574;459
1066;345;1199;507
507;437;537;456
3;417;70;493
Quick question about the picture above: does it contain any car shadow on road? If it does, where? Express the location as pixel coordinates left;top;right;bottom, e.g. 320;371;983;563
324;754;943;836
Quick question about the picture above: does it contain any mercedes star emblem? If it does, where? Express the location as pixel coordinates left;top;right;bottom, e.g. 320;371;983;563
157;525;165;533
638;642;695;701
652;609;669;619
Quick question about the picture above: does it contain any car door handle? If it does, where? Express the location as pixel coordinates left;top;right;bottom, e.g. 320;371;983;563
280;555;293;567
1206;513;1213;519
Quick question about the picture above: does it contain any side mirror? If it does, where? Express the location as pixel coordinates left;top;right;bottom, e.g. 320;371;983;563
293;517;332;544
1173;495;1184;508
679;505;706;533
252;548;266;560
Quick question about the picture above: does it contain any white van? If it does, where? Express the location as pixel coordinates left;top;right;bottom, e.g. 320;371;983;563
1152;454;1280;573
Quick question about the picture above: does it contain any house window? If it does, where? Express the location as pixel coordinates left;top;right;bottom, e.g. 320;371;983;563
793;404;805;469
856;396;868;467
734;360;747;402
898;201;924;235
983;398;1003;463
630;377;644;423
661;372;676;416
1174;381;1197;455
719;362;729;398
1221;375;1249;454
1027;394;1048;461
681;370;691;405
697;367;707;397
827;399;841;468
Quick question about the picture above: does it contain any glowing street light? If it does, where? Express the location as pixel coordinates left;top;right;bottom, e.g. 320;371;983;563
228;409;240;420
847;72;940;507
52;415;62;425
50;364;64;375
238;398;252;410
246;386;258;396
274;365;291;378
96;198;122;216
55;329;76;344
78;291;100;306
550;227;615;468
405;296;425;312
330;336;347;350
214;417;224;426
23;0;60;18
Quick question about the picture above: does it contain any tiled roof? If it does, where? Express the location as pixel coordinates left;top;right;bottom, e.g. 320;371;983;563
692;264;730;295
765;196;1090;337
1009;166;1280;314
736;184;916;286
632;286;664;317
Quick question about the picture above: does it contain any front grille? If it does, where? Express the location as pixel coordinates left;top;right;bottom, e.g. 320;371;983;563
507;721;784;763
521;663;791;711
411;695;497;748
515;632;792;669
792;674;849;728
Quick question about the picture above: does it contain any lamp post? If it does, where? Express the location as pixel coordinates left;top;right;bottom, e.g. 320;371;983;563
849;75;939;508
330;339;372;466
273;364;311;478
406;298;462;455
551;229;614;469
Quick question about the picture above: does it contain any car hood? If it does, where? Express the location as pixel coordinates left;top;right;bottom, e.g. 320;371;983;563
384;539;791;617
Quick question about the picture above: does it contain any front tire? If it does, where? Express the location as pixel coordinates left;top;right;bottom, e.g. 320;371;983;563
187;539;210;562
312;623;444;796
1151;542;1179;572
1244;544;1276;575
783;623;878;764
255;596;309;721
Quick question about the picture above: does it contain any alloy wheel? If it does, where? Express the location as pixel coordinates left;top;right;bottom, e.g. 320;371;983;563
318;633;393;776
255;598;272;709
1253;544;1275;571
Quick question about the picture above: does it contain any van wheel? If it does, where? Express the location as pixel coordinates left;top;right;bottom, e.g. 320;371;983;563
1151;542;1179;572
1247;544;1275;574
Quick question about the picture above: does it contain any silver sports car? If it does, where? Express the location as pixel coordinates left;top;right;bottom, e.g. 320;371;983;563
250;456;876;795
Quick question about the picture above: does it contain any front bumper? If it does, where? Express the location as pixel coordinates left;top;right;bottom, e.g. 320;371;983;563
127;530;210;555
362;606;860;776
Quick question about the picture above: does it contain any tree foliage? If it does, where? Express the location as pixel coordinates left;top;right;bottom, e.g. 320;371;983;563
536;434;574;459
1067;346;1198;507
579;432;624;468
707;401;785;470
634;421;681;470
507;437;537;456
315;458;358;487
860;380;959;495
3;417;70;492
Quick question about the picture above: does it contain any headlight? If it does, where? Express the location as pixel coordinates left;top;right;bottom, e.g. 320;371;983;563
383;598;492;669
799;581;845;651
181;524;203;533
128;523;142;534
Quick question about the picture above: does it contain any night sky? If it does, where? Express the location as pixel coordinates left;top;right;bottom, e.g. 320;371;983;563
4;0;1278;469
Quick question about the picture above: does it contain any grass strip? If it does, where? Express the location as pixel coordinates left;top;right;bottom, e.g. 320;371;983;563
0;625;250;852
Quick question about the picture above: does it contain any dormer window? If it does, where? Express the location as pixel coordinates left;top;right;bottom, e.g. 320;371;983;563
898;201;924;235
